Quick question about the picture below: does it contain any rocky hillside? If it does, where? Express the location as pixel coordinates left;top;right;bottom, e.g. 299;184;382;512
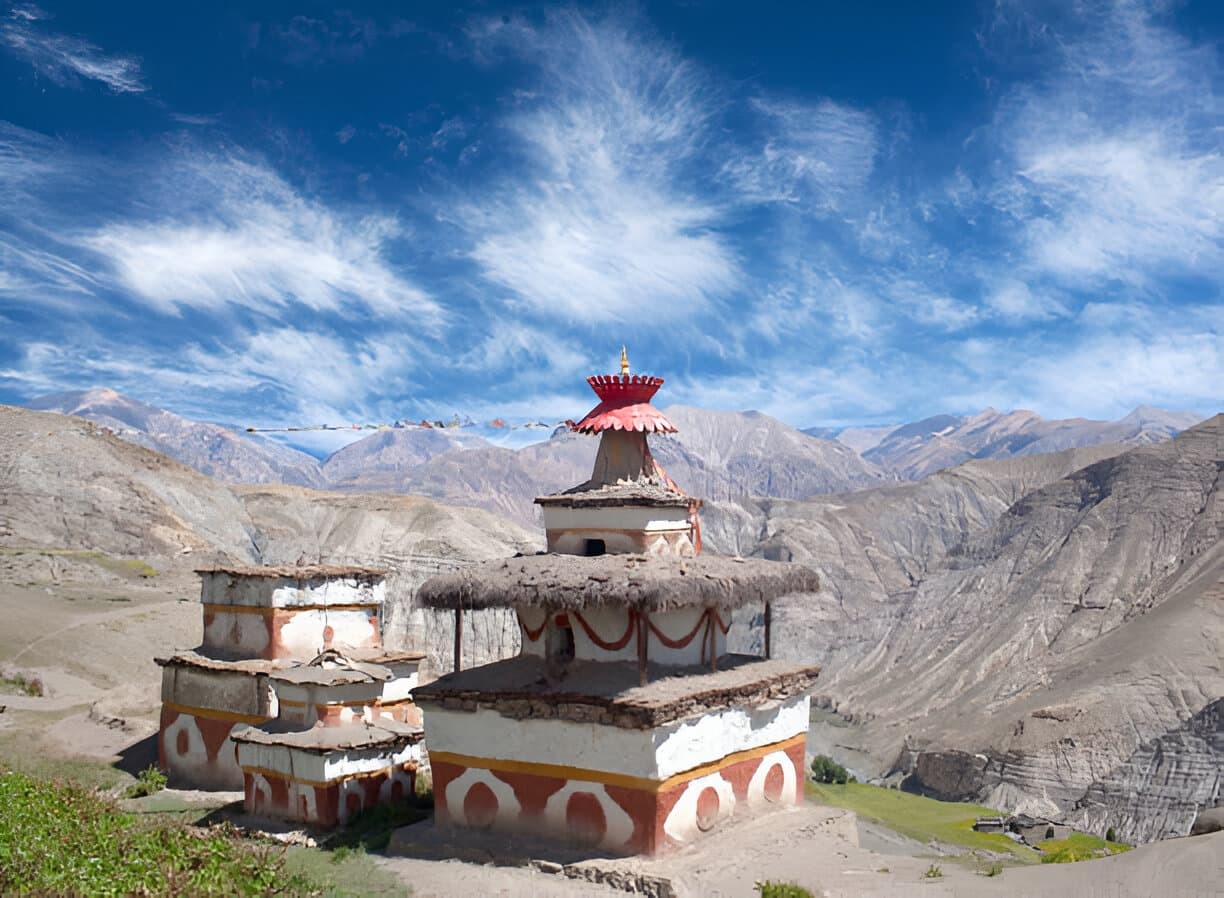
0;404;540;673
756;416;1223;842
852;406;1203;480
26;390;887;526
28;389;324;488
320;426;494;491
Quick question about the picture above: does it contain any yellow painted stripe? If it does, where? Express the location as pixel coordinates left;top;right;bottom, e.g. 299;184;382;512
428;732;805;795
202;603;377;616
277;697;417;709
242;761;419;789
544;526;690;534
657;733;805;791
162;700;270;725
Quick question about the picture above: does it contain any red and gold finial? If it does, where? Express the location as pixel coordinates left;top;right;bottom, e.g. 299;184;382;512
569;349;677;434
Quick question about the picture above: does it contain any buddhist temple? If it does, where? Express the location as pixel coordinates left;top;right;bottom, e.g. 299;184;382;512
413;351;820;855
231;647;425;827
157;565;426;828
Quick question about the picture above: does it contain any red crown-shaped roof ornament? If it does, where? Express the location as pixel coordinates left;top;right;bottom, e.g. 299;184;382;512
570;347;678;434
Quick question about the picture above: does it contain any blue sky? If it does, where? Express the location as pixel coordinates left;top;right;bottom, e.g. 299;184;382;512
1;1;1221;450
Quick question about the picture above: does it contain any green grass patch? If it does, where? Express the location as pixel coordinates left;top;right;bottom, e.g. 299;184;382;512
0;770;319;896
124;764;168;798
1037;832;1131;863
0;546;156;579
0;672;43;696
326;777;432;853
284;845;407;898
806;782;1038;862
755;882;814;898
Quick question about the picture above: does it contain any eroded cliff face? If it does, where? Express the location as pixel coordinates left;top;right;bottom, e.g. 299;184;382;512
746;416;1224;841
1073;697;1224;843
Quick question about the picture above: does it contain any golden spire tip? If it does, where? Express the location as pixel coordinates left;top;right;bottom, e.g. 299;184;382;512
620;345;630;376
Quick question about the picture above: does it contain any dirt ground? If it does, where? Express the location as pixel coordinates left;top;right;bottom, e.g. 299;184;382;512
2;551;1222;898
376;806;1224;897
0;553;202;782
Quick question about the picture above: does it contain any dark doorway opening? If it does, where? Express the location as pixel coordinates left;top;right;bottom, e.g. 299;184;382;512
556;625;575;664
584;538;606;557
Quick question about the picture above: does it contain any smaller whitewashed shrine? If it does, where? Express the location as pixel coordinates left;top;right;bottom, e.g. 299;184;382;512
412;352;821;855
231;648;425;828
157;564;426;828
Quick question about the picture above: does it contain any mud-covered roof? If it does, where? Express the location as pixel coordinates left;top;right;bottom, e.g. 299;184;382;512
413;654;820;729
231;719;424;752
268;648;423;686
416;552;819;612
153;651;292;674
194;564;388;580
534;480;694;508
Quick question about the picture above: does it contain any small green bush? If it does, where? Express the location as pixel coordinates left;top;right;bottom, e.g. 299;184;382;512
755;881;815;898
924;863;943;879
810;754;851;784
124;764;167;798
1105;826;1117;843
982;862;1003;877
0;771;315;895
0;672;44;697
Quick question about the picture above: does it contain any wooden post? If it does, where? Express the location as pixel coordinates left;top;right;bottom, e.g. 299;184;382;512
764;602;772;659
709;610;718;672
453;607;463;673
637;611;648;687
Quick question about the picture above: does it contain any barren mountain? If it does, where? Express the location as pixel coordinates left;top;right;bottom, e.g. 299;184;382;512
861;406;1203;480
28;388;324;488
335;405;886;526
754;416;1223;842
321;426;494;490
0;404;539;672
652;406;885;501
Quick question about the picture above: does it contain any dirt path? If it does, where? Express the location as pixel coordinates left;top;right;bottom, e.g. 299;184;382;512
7;597;184;667
379;805;1224;898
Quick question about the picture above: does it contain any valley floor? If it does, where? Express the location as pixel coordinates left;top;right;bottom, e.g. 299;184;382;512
2;551;1221;897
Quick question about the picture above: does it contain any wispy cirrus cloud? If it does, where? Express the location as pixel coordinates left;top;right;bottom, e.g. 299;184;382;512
2;324;425;429
1;5;146;93
0;123;439;325
83;155;439;323
456;11;738;324
985;0;1224;288
723;97;878;209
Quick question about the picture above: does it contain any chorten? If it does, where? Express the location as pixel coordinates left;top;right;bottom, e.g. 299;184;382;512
412;352;820;855
536;347;701;558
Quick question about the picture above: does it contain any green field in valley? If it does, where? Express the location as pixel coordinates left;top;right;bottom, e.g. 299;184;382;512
806;781;1040;862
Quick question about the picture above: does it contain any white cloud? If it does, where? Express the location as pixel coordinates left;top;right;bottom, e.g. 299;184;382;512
724;97;878;209
989;2;1224;287
0;235;99;303
457;12;739;323
81;154;440;323
985;279;1068;323
1;325;425;428
184;327;420;412
1;8;146;93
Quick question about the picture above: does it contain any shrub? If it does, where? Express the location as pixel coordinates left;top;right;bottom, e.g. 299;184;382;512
924;863;943;879
1105;826;1117;843
0;771;315;895
124;764;167;798
982;862;1004;877
755;881;815;898
0;672;44;697
810;754;851;784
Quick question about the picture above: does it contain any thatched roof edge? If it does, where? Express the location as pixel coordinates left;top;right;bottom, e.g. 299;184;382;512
416;553;818;612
